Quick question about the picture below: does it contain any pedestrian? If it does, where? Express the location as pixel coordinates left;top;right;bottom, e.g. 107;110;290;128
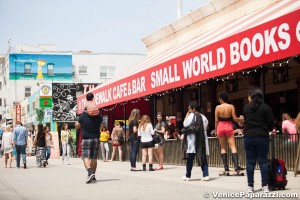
110;121;125;162
13;121;28;169
33;124;47;168
138;115;155;171
0;126;3;158
26;130;33;158
215;91;244;172
61;123;72;165
182;103;208;181
153;112;166;170
100;126;110;162
243;87;274;193
128;108;141;171
1;126;13;168
45;126;54;165
75;92;102;184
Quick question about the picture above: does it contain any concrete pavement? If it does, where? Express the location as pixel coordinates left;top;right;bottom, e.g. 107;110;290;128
0;157;299;200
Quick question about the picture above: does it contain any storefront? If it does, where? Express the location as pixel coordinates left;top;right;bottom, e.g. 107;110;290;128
77;0;300;133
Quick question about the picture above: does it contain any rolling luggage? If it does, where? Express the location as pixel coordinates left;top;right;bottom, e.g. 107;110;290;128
268;134;288;190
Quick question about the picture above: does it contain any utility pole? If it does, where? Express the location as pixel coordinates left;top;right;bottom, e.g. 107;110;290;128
177;0;182;19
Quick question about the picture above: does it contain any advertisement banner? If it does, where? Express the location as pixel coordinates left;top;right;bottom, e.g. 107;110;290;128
77;10;300;113
40;97;52;108
52;83;99;121
40;84;52;97
15;104;21;122
9;54;72;81
50;131;60;159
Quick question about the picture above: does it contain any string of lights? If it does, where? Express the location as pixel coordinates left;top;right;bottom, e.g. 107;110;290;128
101;56;298;111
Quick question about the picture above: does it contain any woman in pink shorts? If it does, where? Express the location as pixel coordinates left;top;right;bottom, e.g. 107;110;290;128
215;91;244;172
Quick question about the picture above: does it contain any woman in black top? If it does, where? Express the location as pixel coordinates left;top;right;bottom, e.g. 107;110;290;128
33;124;46;168
128;108;141;171
153;112;166;170
243;87;274;193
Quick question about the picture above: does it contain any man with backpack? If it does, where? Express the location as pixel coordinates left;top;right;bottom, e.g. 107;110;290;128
75;92;102;184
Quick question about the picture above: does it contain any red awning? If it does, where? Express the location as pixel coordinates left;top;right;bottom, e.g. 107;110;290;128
77;0;300;113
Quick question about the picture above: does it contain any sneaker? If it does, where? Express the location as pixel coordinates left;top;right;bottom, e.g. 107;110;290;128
202;176;210;181
92;176;97;182
182;176;190;181
247;186;254;193
86;174;95;184
130;168;142;171
262;186;269;193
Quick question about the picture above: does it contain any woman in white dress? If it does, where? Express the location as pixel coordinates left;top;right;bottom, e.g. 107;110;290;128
1;127;13;168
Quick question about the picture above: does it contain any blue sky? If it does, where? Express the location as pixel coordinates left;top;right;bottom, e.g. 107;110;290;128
0;0;210;55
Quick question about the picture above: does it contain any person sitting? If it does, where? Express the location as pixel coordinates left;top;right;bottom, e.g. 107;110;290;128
233;115;244;136
282;113;297;141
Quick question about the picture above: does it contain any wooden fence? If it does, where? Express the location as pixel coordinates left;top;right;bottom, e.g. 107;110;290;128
98;134;299;171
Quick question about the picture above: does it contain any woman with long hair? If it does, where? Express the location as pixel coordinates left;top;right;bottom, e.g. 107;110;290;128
33;124;47;168
61;123;72;165
182;103;209;181
110;121;125;162
1;126;13;168
215;91;244;172
154;112;166;170
138;115;155;171
243;87;274;193
128;108;141;171
100;126;110;162
44;126;53;165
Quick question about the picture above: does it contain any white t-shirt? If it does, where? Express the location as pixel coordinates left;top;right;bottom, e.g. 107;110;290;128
138;123;154;143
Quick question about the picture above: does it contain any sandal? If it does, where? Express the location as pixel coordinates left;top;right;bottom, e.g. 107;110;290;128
155;166;164;170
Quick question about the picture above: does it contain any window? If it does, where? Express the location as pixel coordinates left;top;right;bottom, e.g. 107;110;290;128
0;82;2;90
0;98;2;106
47;63;54;75
33;102;36;110
27;104;30;114
24;63;32;74
25;87;31;97
72;65;76;77
79;65;87;74
100;66;115;78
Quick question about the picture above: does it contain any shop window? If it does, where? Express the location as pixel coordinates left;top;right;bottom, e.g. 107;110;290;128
25;87;31;97
47;63;54;75
79;65;87;74
226;73;238;93
100;66;115;78
272;65;289;84
24;63;32;74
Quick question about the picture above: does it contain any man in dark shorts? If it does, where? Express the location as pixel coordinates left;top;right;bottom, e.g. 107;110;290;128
75;93;102;184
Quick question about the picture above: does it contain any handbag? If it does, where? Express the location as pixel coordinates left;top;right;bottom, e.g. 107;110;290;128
152;134;161;144
181;114;199;135
118;135;124;144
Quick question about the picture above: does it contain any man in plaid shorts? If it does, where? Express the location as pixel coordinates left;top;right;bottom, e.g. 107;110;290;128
75;93;102;183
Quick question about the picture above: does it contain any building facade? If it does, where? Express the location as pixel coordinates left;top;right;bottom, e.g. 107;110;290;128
0;44;145;127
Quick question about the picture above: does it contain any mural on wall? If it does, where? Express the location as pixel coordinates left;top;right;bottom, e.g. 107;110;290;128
52;83;99;121
9;54;72;81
